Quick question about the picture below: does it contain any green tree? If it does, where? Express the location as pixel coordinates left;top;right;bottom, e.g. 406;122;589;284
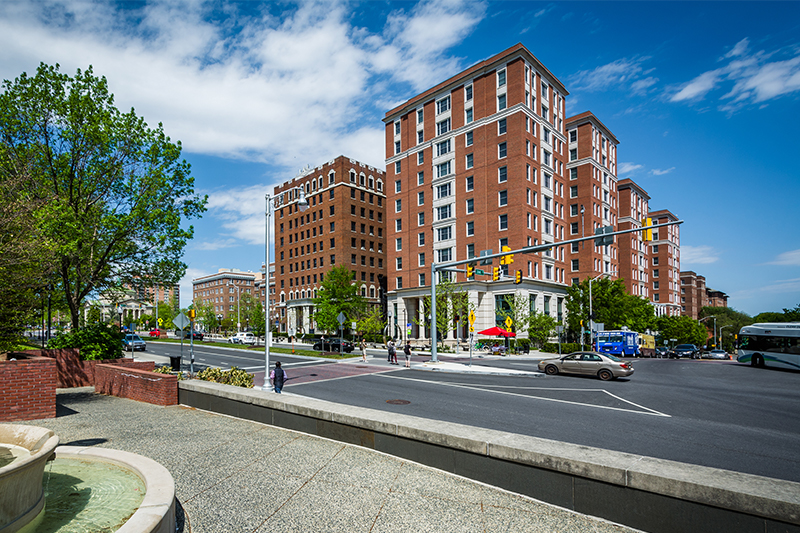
240;292;266;337
313;266;366;333
0;63;207;329
194;302;219;333
86;304;102;325
415;276;472;347
356;305;385;342
698;306;753;350
655;315;707;346
565;277;656;340
528;311;557;348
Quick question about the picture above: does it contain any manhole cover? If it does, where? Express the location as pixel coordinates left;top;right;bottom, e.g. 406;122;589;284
355;366;368;368
309;373;318;376
386;399;411;405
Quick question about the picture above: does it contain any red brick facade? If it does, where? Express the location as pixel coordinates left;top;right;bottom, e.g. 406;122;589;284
649;209;681;316
0;354;57;422
28;348;146;388
95;362;177;406
273;156;386;334
617;179;651;298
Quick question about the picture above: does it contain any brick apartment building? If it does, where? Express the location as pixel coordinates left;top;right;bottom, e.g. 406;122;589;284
679;270;728;320
384;43;577;340
649;209;681;316
273;156;386;335
192;269;258;328
617;179;650;299
125;281;180;308
565;112;620;285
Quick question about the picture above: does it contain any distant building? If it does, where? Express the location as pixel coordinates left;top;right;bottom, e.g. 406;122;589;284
617;179;650;300
680;271;728;319
648;209;681;316
192;269;258;328
273;155;386;335
124;281;179;308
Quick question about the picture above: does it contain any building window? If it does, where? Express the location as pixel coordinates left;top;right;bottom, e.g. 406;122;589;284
466;153;474;169
417;151;424;165
466;175;474;191
419;253;425;266
395;199;401;212
417;171;424;186
395;161;401;174
395;180;401;193
466;108;473;124
437;248;452;262
437;119;450;136
436;96;450;114
571;259;579;271
466;131;473;146
395;219;402;231
571;222;578;234
569;130;577;142
498;94;507;111
437;204;452;220
465;85;473;101
417;108;423;124
395;141;401;155
418;232;425;246
418;130;424;144
499;214;508;230
498;142;507;159
466;198;474;214
396;238;402;251
397;277;403;289
498;118;507;135
396;257;402;270
570;168;578;180
418;212;425;225
436;226;452;241
436;182;452;199
419;273;426;286
436;161;452;178
418;191;424;206
436;139;451;156
498;166;507;182
498;69;506;87
467;221;474;236
499;190;507;206
569;148;577;161
570;185;578;198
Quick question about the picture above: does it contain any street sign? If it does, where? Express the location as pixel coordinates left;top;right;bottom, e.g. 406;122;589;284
504;316;513;330
468;310;475;325
157;318;163;326
406;323;412;335
337;312;346;325
173;312;189;330
475;269;485;275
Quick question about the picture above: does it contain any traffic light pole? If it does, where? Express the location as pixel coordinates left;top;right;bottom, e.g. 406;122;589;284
428;220;683;363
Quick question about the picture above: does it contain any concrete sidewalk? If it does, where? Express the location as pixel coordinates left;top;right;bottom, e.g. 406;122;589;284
24;389;639;533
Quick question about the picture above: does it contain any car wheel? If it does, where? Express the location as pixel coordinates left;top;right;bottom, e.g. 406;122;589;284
545;365;559;376
598;369;613;381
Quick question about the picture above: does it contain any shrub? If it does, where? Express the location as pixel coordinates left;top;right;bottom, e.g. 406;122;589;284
153;365;184;380
541;342;582;354
196;366;254;388
48;323;123;360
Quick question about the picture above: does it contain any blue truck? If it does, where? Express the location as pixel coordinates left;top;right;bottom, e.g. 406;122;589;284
595;330;640;357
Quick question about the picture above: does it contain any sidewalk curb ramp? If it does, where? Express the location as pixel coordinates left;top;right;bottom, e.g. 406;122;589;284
178;380;800;533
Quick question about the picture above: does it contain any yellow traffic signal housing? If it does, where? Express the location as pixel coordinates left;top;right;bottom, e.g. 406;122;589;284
641;217;653;242
466;264;474;279
514;270;522;284
492;266;500;281
188;309;196;319
499;245;514;265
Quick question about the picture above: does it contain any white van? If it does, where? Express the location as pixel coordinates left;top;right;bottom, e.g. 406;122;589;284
229;332;257;345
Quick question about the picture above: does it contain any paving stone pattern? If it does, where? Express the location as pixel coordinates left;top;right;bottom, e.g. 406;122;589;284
23;389;640;533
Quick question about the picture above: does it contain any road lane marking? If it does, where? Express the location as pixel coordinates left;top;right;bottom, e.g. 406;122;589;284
286;368;400;388
374;374;671;417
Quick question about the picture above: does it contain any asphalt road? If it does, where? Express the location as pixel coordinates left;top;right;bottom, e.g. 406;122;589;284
142;343;800;484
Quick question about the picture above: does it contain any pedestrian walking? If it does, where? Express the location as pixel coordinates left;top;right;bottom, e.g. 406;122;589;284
403;341;412;368
361;339;368;363
387;340;398;365
270;361;286;394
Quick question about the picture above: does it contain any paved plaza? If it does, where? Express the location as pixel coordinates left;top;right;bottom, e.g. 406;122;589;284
25;388;640;533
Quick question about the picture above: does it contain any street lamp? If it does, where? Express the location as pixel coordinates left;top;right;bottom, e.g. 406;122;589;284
227;282;241;332
699;316;716;348
264;186;308;391
719;325;733;351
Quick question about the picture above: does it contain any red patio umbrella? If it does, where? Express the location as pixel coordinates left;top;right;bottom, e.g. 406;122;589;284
477;326;516;337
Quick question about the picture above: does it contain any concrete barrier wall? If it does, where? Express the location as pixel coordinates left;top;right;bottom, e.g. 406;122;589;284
178;380;800;533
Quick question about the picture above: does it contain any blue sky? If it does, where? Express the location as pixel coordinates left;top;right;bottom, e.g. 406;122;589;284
1;1;798;316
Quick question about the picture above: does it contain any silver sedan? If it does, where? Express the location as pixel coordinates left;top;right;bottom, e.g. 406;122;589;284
538;351;634;381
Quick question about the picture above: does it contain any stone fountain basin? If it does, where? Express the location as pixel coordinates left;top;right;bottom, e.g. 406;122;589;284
0;425;59;533
55;446;176;533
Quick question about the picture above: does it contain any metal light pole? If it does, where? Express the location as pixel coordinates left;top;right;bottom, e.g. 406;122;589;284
263;186;308;391
699;316;716;349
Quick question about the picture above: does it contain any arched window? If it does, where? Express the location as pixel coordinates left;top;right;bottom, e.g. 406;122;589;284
368;175;374;189
328;171;335;184
376;179;383;192
349;170;356;183
359;173;366;186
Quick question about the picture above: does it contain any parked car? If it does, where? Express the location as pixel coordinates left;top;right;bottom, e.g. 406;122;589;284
312;339;354;353
122;334;147;352
149;329;164;337
175;329;204;341
537;351;634;381
655;346;669;358
704;349;731;360
229;332;257;345
669;344;699;359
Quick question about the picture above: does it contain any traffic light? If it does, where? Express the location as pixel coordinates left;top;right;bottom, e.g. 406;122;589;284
492;266;500;281
514;270;522;284
466;264;474;279
641;217;653;242
188;309;196;319
499;245;514;265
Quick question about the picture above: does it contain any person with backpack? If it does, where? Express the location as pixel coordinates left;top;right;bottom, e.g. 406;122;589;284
387;339;397;365
270;361;287;394
403;341;412;368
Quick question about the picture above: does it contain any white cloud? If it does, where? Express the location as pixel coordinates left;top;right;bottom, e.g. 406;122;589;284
681;245;720;265
650;167;675;176
205;184;272;245
767;249;800;266
670;38;800;110
569;57;651;92
618;162;643;175
0;0;484;170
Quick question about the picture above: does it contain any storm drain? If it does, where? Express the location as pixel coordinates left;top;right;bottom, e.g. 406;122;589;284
386;399;411;405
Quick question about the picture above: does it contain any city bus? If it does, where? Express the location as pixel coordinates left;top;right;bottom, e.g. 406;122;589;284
737;323;800;370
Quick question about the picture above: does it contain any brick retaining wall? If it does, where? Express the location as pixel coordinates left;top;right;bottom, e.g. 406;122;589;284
0;355;57;422
26;348;142;388
95;363;177;406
